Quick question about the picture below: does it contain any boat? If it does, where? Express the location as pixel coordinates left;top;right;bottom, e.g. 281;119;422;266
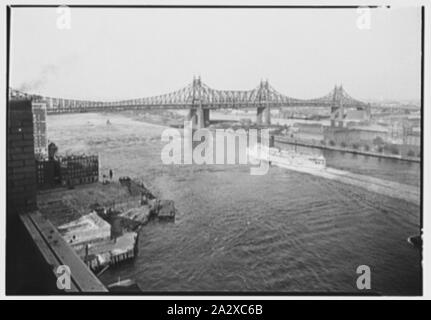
107;278;142;292
407;235;422;249
247;144;326;170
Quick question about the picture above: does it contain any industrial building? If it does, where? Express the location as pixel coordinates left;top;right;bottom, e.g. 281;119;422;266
323;125;388;146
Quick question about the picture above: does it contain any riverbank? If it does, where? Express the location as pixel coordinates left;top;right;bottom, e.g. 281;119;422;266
107;110;420;164
249;147;419;205
299;165;418;205
274;135;421;163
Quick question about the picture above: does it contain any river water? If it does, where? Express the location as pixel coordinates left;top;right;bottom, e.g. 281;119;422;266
275;142;421;187
47;113;422;295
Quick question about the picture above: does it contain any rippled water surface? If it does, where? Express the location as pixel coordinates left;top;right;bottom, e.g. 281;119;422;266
47;113;422;295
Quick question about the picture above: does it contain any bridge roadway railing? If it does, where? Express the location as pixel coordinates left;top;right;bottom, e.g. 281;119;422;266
45;101;359;114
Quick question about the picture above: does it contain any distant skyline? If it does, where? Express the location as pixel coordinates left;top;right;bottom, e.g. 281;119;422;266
10;7;422;102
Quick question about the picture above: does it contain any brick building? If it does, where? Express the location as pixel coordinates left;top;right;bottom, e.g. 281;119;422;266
7;99;37;215
7;99;38;293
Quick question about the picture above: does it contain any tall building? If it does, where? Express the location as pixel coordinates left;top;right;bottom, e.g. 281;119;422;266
32;101;48;158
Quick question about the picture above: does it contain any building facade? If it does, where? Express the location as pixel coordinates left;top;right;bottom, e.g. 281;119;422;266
32;101;48;158
323;126;388;146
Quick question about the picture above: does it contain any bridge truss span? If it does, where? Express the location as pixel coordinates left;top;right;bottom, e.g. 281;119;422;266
10;76;369;111
9;76;371;127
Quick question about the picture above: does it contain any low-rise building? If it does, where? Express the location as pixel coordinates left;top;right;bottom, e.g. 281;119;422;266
293;122;323;135
323;125;388;146
405;130;421;146
57;212;111;249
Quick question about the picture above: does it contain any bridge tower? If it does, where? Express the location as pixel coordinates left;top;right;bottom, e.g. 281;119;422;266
365;103;371;121
186;76;209;129
256;80;271;126
330;85;345;127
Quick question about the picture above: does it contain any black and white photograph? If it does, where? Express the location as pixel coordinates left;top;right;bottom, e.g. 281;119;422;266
3;2;427;299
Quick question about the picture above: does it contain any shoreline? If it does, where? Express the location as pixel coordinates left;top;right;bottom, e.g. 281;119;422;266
248;151;420;205
274;135;421;163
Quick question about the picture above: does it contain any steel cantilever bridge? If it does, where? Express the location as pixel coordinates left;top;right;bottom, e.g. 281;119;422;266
10;76;370;128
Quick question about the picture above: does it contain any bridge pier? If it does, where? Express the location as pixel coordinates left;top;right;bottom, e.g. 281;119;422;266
256;106;270;126
330;99;345;127
263;106;271;126
330;109;343;127
330;110;345;127
203;109;210;127
196;108;205;129
256;107;264;125
190;108;210;128
186;108;198;126
365;103;371;121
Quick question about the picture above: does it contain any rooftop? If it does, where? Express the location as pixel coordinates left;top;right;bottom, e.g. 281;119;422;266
57;211;110;234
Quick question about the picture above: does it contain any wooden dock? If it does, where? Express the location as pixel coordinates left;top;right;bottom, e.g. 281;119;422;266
80;232;138;272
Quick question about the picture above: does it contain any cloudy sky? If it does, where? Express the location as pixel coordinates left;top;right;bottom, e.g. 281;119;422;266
10;7;421;101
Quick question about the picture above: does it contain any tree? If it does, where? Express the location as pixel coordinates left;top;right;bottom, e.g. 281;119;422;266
329;140;335;146
407;150;415;157
387;145;400;155
48;142;58;161
364;144;370;152
340;141;347;148
352;143;360;150
373;136;385;146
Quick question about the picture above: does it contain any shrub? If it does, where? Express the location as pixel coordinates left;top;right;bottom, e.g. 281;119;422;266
352;143;360;150
407;150;415;157
373;136;385;146
329;140;335;146
387;145;400;155
340;142;347;148
364;144;370;152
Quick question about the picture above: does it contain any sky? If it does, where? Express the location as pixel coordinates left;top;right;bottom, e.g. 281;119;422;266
10;7;422;102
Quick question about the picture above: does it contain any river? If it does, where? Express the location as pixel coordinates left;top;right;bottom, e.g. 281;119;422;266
47;112;422;295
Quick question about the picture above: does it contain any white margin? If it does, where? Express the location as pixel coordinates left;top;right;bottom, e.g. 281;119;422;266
0;0;429;300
